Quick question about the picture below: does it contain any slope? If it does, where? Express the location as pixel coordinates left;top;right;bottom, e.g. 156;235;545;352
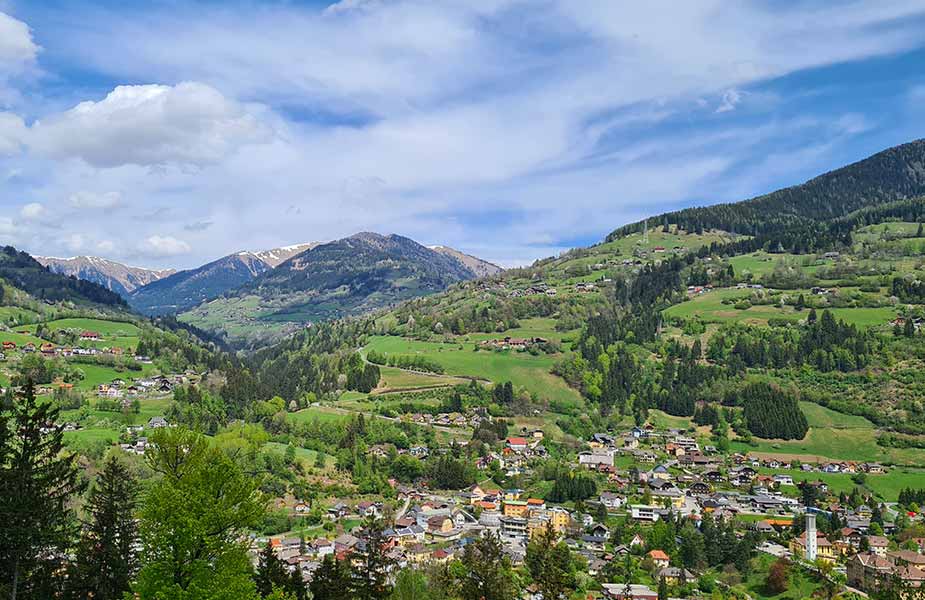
0;246;127;308
129;251;271;316
36;255;176;297
179;233;479;347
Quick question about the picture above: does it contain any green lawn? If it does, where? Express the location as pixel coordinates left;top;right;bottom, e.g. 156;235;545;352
364;335;583;407
375;366;467;392
71;363;158;390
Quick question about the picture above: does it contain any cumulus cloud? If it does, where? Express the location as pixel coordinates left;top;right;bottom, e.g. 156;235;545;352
30;82;272;168
19;202;46;220
138;235;191;257
69;190;124;209
0;112;27;156
0;12;39;71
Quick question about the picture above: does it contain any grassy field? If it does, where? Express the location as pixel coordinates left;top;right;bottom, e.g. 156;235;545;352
731;402;925;466
664;287;896;327
264;441;335;469
733;553;821;600
287;406;353;425
375;366;467;392
364;335;583;407
71;362;158;390
22;318;141;337
465;318;570;343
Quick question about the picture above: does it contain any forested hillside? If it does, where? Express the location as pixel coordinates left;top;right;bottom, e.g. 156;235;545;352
608;138;925;239
0;246;127;307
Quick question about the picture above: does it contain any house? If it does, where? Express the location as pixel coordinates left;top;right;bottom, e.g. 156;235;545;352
658;566;695;585
147;416;169;429
848;552;897;591
80;331;101;341
578;449;615;468
869;536;890;557
599;492;624;510
2;341;15;350
506;437;528;452
647;549;670;569
630;505;661;523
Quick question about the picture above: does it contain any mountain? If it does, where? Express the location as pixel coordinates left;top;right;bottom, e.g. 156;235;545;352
179;232;482;347
253;242;323;267
0;246;127;308
609;138;925;240
129;251;272;316
35;255;175;298
429;245;502;278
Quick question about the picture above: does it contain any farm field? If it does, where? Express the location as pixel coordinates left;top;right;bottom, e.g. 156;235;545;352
664;287;896;327
264;441;335;469
363;335;583;407
375;365;468;392
70;362;158;390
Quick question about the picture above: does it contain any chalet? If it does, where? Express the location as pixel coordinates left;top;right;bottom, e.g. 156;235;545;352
506;437;528;452
657;566;694;585
599;492;624;510
147;416;168;429
80;331;101;341
2;341;15;350
647;549;670;568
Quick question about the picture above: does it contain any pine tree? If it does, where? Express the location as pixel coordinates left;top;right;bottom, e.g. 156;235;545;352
309;555;353;600
658;576;669;600
66;454;139;600
352;520;393;600
255;541;289;598
0;380;84;600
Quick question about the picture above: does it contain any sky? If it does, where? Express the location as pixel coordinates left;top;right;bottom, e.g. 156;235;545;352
1;1;925;269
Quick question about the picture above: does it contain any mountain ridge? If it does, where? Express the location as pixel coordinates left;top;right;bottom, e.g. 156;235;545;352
36;255;176;298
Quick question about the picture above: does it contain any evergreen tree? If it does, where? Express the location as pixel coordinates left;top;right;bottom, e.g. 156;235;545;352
255;541;289;598
0;380;83;600
66;454;139;600
352;520;393;600
658;576;668;600
526;524;575;599
309;555;353;600
458;533;516;600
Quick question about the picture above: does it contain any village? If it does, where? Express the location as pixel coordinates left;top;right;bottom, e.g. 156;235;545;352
247;419;925;599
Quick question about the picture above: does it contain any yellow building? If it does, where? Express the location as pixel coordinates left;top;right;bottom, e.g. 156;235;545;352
503;500;529;518
789;532;837;564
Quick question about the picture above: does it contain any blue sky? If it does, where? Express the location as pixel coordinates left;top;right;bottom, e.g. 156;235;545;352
1;0;924;268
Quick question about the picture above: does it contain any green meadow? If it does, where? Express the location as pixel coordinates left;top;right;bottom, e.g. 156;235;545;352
363;335;582;407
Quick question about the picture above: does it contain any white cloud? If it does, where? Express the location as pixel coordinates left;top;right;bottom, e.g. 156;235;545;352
19;202;45;220
0;112;26;155
0;12;39;71
30;82;272;168
138;235;191;257
0;216;14;235
96;240;116;253
69;190;123;209
716;89;743;113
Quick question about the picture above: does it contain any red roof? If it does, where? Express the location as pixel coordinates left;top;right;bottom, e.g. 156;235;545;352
507;437;528;446
648;549;669;561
